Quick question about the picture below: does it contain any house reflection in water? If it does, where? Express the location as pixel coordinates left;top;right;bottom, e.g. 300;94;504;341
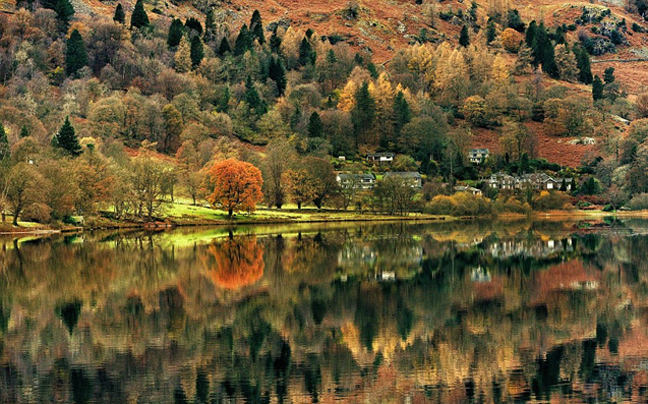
337;242;423;280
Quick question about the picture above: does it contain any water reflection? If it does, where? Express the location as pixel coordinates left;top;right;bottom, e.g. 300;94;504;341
0;220;647;403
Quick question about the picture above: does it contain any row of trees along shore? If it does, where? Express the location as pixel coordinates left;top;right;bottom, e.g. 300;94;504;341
2;3;648;224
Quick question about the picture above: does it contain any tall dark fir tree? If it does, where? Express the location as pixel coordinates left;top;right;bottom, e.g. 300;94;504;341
130;0;149;29
190;36;204;68
113;3;125;24
65;29;88;77
250;10;265;45
351;82;376;148
54;117;82;157
268;57;287;96
573;44;593;84
308;111;323;138
298;37;316;65
167;19;185;48
55;0;74;29
592;75;604;101
459;25;470;47
234;24;251;56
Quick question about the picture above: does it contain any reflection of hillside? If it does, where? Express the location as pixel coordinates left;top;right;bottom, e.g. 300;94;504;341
0;221;647;403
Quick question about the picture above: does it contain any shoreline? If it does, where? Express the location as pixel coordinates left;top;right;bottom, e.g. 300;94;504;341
1;209;646;236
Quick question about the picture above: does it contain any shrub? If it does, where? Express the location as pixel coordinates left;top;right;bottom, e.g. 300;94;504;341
426;193;493;216
627;193;648;210
532;191;572;211
21;203;52;223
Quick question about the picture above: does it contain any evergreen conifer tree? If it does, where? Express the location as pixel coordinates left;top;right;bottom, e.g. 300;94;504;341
218;36;231;55
244;76;267;115
486;19;496;44
393;91;411;137
19;125;29;138
190;36;204;68
55;0;74;29
308;111;323;138
531;23;559;78
113;3;125;24
592;75;604;101
351;82;376;148
298;37;316;65
525;20;537;47
204;9;216;40
573;44;593;84
167;19;184;48
234;24;251;56
130;0;149;29
0;123;9;161
604;67;615;84
268;57;287;96
65;29;88;77
269;29;282;53
250;10;265;45
459;25;470;47
55;117;82;157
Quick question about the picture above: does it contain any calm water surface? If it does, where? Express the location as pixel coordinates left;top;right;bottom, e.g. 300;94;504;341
1;219;648;403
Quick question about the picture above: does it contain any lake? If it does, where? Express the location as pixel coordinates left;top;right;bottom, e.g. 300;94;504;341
1;218;648;403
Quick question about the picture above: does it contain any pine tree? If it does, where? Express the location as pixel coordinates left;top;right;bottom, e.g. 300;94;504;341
174;36;191;73
184;17;203;36
218;36;231;55
113;3;125;24
0;123;9;161
393;91;411;137
486;19;496;44
65;29;88;77
244;76;267;115
250;9;265;45
531;23;558;79
351;82;376;148
525;20;537;47
268;57;287;96
604;67;615;84
308;111;323;138
459;25;470;47
592;75;604;101
19;125;29;138
204;9;216;40
167;19;184;48
130;0;149;29
234;24;252;56
298;37;316;66
190;36;204;68
573;44;593;84
55;0;74;29
367;62;378;79
55;117;82;157
269;29;282;53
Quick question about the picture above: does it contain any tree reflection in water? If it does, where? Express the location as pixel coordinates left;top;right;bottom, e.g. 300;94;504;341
1;220;648;403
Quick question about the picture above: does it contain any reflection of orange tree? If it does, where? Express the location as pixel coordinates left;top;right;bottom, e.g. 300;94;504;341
203;236;265;289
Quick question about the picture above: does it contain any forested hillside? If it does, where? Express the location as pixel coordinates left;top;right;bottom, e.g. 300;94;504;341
2;0;648;225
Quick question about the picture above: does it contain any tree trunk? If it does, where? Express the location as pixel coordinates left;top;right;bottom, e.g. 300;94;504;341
297;202;302;210
12;209;19;226
228;208;233;218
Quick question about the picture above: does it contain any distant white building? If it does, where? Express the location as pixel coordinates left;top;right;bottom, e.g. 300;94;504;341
468;148;490;164
366;152;395;164
384;172;422;188
336;173;377;189
454;185;482;196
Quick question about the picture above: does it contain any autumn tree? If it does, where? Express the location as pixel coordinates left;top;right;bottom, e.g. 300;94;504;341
3;162;45;226
554;44;578;82
53;117;82;157
130;154;169;220
130;0;149;29
283;169;314;209
205;159;263;218
174;36;191;73
501;28;523;52
203;236;264;289
463;95;489;127
636;93;648;118
161;104;183;153
303;157;338;209
0;123;9;161
263;139;295;209
65;29;88;76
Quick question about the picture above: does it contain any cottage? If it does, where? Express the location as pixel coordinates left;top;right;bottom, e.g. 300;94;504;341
384;172;422;188
454;185;482;196
468;148;490;164
486;172;517;190
366;152;395;164
336;173;376;189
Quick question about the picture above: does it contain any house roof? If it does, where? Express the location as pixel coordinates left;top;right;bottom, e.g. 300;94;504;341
337;173;376;181
367;152;395;158
469;148;490;154
384;172;422;179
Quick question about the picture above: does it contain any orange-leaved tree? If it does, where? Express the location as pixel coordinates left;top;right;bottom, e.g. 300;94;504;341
205;158;263;218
